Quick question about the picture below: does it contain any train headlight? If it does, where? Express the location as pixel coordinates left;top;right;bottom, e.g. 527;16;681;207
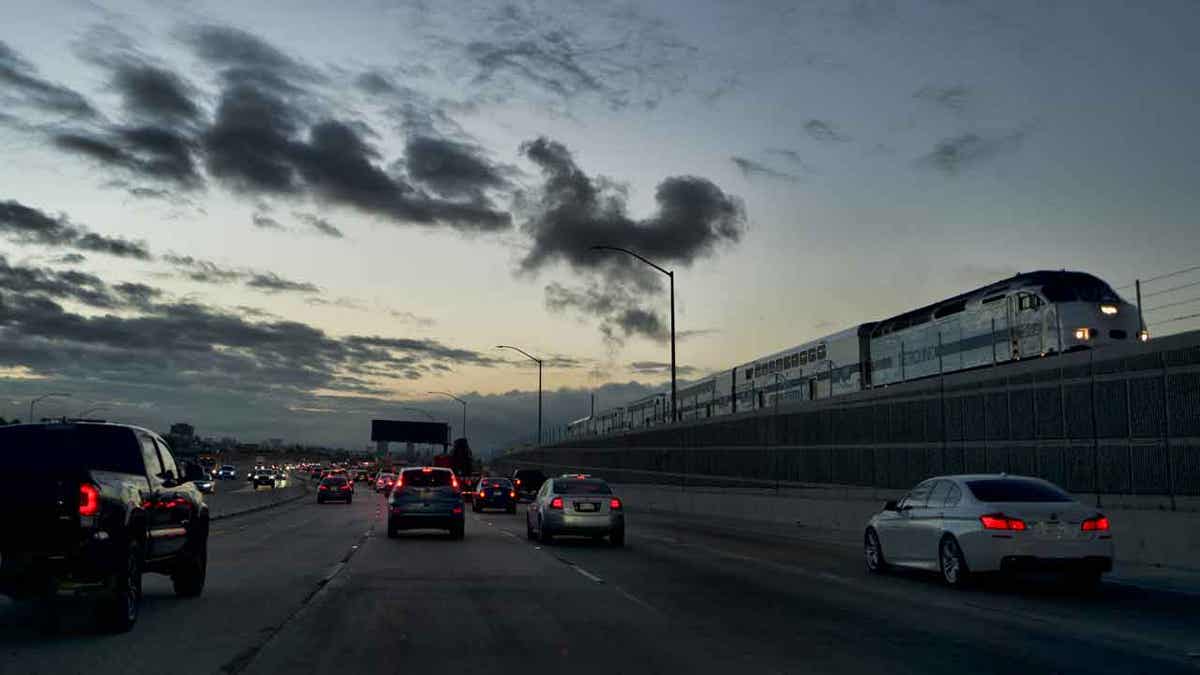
1138;329;1150;342
1074;327;1094;341
1100;304;1119;316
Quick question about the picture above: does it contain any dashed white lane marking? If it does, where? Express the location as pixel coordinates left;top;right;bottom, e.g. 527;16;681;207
613;584;660;614
571;565;605;583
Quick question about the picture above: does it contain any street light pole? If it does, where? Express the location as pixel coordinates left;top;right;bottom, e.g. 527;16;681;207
591;245;678;423
428;392;467;439
496;345;543;446
29;392;70;423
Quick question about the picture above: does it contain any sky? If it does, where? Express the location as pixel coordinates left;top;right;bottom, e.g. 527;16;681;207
1;0;1198;453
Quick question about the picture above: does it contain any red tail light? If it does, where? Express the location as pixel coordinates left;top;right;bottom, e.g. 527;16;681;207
79;483;100;517
1081;515;1110;532
479;490;486;498
319;485;328;491
422;467;433;473
340;485;350;491
509;491;516;499
515;479;521;486
609;498;622;511
980;513;1026;531
452;505;463;515
550;496;564;510
451;474;460;490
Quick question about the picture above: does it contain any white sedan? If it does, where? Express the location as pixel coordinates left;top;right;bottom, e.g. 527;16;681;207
864;474;1113;588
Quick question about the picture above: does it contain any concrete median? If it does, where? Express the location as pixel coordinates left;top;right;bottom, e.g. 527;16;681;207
206;476;310;520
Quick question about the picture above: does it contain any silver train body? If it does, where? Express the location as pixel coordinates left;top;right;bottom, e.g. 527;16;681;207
566;271;1146;439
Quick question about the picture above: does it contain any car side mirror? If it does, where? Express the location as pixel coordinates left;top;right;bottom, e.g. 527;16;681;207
884;500;899;512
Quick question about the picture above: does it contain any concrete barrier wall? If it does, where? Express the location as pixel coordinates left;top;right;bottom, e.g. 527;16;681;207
206;478;308;519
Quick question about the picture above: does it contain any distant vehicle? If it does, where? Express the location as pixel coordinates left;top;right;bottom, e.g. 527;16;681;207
375;473;396;493
354;469;370;482
387;467;464;539
473;477;517;514
864;474;1114;588
317;476;353;504
0;422;209;632
310;467;323;481
526;476;624;546
216;464;237;480
194;471;215;494
251;468;277;488
461;475;481;501
511;468;546;501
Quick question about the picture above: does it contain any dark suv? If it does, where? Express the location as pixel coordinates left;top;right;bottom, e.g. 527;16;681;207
386;467;464;539
0;422;210;632
511;469;547;501
473;477;517;513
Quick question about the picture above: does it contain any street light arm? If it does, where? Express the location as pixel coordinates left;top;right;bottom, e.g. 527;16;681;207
496;345;542;365
427;391;466;406
590;245;672;277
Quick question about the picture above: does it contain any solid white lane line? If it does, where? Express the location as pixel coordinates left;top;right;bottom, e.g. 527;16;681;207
572;565;605;583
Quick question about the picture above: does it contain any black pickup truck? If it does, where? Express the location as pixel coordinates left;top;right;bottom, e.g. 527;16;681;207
0;422;210;632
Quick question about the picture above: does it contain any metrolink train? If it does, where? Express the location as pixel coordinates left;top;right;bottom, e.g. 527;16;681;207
567;270;1148;438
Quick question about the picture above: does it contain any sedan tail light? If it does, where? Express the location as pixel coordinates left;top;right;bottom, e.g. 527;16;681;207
79;483;100;517
318;485;328;491
1081;515;1110;532
980;513;1026;531
479;490;486;498
609;498;623;511
549;496;564;510
509;491;516;499
451;474;460;490
452;505;463;515
340;485;350;491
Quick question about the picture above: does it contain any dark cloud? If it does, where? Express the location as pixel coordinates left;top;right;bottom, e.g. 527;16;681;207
545;280;665;346
162;254;243;284
53;125;202;188
0;254;154;310
628;361;698;376
405;136;512;201
179;24;315;87
294;212;344;239
49;253;87;265
914;85;970;112
918;126;1031;175
355;71;397;95
202;84;304;194
518;137;744;281
0;199;151;260
731;156;799;182
110;62;202;124
251;212;287;230
803;119;851;142
0;40;96;119
245;272;320;294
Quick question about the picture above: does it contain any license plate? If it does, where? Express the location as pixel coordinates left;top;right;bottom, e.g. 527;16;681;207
576;502;598;512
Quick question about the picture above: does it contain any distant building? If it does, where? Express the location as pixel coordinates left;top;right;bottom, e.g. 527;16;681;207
170;423;195;439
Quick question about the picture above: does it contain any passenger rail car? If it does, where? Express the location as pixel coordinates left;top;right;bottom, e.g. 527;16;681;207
569;271;1145;438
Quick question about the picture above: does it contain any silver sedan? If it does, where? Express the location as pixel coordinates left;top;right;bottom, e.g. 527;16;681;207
526;475;625;547
864;474;1114;588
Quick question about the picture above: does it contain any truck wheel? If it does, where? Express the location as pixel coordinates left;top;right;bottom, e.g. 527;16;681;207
173;535;207;598
97;539;142;633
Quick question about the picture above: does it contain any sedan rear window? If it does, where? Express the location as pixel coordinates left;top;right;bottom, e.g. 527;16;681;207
965;479;1072;503
552;480;612;495
401;470;454;487
485;479;513;488
322;477;347;486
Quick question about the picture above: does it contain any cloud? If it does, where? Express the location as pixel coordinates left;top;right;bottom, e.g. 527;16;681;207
388;310;437;327
161;253;243;284
251;212;287;231
245;272;320;294
628;361;698;376
0;254;158;310
803;119;850;142
404;135;512;202
914;85;970;112
918;126;1031;175
110;62;203;124
764;148;818;174
0;199;151;260
49;253;87;265
731;156;800;182
52;126;202;189
0;40;96;120
294;212;344;238
517;137;745;282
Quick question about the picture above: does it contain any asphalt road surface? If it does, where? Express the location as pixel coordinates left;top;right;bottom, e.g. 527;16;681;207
3;489;1197;674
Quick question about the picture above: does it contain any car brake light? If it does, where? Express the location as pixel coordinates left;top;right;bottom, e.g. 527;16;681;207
515;479;521;485
451;474;459;490
1081;515;1110;532
550;496;563;510
79;483;100;517
509;491;516;499
452;505;463;515
422;467;433;473
319;485;328;491
609;498;622;510
980;513;1026;531
340;485;350;491
479;491;486;498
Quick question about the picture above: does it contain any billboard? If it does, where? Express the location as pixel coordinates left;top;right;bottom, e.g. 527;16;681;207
371;419;449;445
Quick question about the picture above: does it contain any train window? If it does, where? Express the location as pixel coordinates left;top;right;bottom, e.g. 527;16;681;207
799;351;808;365
933;301;966;319
808;348;817;362
816;344;826;360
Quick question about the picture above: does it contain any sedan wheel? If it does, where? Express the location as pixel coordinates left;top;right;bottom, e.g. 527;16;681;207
864;529;887;574
939;536;970;588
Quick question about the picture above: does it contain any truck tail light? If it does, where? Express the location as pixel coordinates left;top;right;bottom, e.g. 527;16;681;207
550;496;564;510
980;513;1026;531
79;483;100;517
1081;515;1110;532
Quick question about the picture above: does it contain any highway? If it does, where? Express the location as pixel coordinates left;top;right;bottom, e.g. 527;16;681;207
2;485;1197;674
